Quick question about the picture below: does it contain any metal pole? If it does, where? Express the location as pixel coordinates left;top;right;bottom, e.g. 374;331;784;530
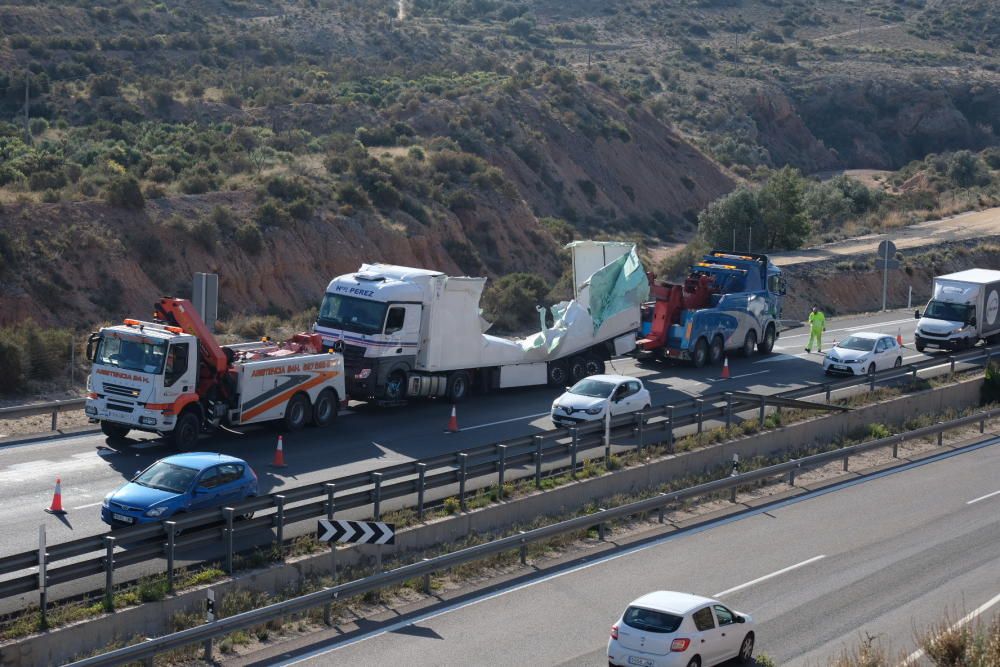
533;435;543;488
604;410;611;468
422;558;432;593
908;285;912;310
696;399;704;435
570;427;579;477
204;589;215;661
636;410;645;450
758;395;766;423
51;409;57;432
497;445;507;500
103;536;115;610
38;525;46;628
882;243;889;311
325;483;336;581
166;521;176;594
458;453;468;512
224;508;235;575
725;393;733;431
371;472;382;521
275;495;285;558
666;405;675;452
415;464;426;519
519;531;527;565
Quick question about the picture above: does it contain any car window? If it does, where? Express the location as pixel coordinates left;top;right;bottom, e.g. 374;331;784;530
218;464;243;484
135;462;198;493
198;467;221;489
692;607;716;631
876;339;888;352
714;605;735;626
624;381;640;396
623;606;683;633
384;307;405;335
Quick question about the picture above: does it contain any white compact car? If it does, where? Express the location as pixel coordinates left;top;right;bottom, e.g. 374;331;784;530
608;591;755;667
551;374;651;427
822;332;903;376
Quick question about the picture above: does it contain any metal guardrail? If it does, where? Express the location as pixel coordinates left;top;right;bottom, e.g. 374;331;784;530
0;345;995;609
67;406;1000;667
0;398;86;432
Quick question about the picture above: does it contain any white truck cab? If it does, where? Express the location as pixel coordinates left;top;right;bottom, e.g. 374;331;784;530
915;269;1000;352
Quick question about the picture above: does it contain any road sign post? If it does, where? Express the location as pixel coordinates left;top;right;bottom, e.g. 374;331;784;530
877;240;898;311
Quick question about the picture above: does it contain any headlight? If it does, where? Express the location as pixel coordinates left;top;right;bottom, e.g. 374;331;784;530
952;327;964;334
102;495;111;509
145;506;168;517
585;406;603;415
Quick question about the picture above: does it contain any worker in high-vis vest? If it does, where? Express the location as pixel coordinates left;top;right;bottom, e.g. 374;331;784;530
806;306;826;353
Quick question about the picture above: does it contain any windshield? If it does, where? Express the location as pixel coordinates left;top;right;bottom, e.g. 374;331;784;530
923;300;973;323
837;336;877;352
96;335;167;374
569;379;615;398
623;606;683;633
134;462;198;494
317;293;388;336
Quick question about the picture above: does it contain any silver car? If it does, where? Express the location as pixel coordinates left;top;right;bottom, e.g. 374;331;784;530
551;374;651;428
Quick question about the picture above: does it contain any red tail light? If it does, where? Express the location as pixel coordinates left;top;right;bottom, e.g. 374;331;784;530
670;638;690;652
610;624;619;640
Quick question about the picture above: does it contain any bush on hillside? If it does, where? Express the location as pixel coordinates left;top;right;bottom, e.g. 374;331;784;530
481;273;550;333
103;175;145;209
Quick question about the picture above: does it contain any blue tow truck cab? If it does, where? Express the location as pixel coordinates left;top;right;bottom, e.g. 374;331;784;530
637;250;786;367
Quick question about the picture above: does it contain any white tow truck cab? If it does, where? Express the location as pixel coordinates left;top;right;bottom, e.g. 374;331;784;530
914;269;1000;352
315;241;648;405
86;298;346;450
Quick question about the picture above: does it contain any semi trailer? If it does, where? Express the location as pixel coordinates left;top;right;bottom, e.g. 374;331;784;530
914;269;1000;351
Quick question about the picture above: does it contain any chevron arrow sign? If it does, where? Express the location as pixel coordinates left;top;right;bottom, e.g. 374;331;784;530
317;519;395;545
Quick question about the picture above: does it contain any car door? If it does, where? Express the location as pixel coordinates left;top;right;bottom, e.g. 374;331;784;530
875;337;891;370
691;605;726;665
214;463;247;506
609;382;629;416
713;604;742;660
190;466;222;511
621;381;644;413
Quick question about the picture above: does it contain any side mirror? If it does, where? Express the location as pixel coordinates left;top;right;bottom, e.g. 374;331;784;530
86;332;100;362
914;310;921;319
736;615;746;624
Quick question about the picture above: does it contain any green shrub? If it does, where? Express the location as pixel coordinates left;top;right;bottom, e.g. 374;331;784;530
188;218;219;252
481;273;549;332
336;182;369;207
235;222;264;254
256;200;291;228
103;175;145;209
0;339;25;394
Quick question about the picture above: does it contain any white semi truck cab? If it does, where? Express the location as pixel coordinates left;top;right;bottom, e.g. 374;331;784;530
315;242;648;405
914;269;1000;352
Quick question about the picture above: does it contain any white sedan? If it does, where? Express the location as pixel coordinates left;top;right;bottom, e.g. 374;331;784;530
551;374;651;428
823;332;903;376
608;591;755;667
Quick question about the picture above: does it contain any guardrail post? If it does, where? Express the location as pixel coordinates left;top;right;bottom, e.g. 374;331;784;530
758;395;766;424
597;509;606;541
657;493;667;523
519;531;527;565
458;453;468;512
981;415;986;433
725;393;733;431
38;525;46;629
103;536;115;610
695;399;704;435
666;406;675;453
788;464;796;487
869;370;876;392
937;423;944;447
497;445;507;500
50;409;58;431
825;383;832;403
910;365;918;387
325;483;337;581
636;411;645;450
843;454;849;471
892;435;900;458
204;589;215;661
570;428;579;478
533;436;543;489
415;464;426;520
223;508;235;575
422;558;432;593
165;521;176;594
274;495;286;559
371;472;382;521
949;355;956;378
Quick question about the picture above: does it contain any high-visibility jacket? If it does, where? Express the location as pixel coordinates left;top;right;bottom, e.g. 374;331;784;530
808;310;826;332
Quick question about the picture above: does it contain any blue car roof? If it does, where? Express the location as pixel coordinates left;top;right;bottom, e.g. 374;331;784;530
158;452;247;469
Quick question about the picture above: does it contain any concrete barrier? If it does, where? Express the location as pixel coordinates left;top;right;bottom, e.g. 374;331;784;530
3;378;983;666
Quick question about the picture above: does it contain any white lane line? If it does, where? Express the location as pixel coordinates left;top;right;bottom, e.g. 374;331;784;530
899;591;1000;665
708;370;771;382
903;354;925;361
779;317;915;340
713;555;826;598
967;489;1000;505
457;412;551;432
71;501;103;510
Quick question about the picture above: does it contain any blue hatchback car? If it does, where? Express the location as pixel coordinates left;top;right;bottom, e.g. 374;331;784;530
101;453;258;528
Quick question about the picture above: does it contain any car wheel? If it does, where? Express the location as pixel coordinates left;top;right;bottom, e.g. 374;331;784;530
824;369;832;376
915;340;926;352
446;371;471;403
686;658;701;667
894;356;902;368
384;370;407;401
868;363;876;377
568;356;588;383
758;323;776;354
584;355;606;376
692;338;709;368
547;361;568;387
283;393;309;431
739;632;755;662
101;421;130;441
742;330;758;357
311;389;338;427
171;411;200;452
709;335;724;365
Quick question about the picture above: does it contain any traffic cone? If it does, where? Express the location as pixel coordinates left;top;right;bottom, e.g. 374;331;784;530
270;435;287;468
721;356;730;380
897;328;904;347
446;405;459;433
45;477;66;515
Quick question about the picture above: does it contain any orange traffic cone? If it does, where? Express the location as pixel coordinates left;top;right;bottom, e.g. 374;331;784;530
45;477;66;515
721;356;730;380
270;435;287;468
446;405;459;433
897;328;904;347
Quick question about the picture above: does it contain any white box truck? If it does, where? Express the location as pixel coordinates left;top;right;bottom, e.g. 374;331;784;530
914;269;1000;351
314;241;648;404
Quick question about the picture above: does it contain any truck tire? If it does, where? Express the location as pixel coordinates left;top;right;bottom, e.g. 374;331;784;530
569;356;588;383
172;411;200;452
915;339;926;352
758;324;776;355
283;393;309;431
741;330;758;358
584;355;606;376
100;421;130;441
692;338;709;368
312;389;338;427
547;361;569;387
709;335;724;365
446;371;471;403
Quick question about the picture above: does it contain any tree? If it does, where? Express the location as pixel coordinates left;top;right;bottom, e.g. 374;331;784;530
756;166;810;249
103;175;145;209
947;150;989;188
697;187;761;251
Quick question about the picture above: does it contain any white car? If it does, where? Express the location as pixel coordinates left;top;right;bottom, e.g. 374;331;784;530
608;591;755;667
551;374;651;428
822;332;903;376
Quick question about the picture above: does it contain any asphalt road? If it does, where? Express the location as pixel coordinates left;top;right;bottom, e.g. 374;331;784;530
250;436;1000;667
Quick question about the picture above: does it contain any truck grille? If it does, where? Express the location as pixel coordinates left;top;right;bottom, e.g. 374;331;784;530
341;343;367;362
106;402;135;413
104;383;141;397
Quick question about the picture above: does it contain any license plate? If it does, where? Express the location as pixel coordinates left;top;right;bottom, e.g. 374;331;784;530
112;513;134;524
628;657;653;667
833;365;849;371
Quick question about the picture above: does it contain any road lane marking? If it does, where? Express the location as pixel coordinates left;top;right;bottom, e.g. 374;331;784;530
779;317;916;340
713;555;826;598
72;501;103;510
707;370;770;382
458;412;551;432
966;489;1000;505
899;591;1000;665
270;437;1000;666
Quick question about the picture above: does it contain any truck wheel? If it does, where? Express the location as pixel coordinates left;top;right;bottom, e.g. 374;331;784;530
569;356;588;383
283;393;309;431
446;371;471;403
171;411;200;452
758;324;776;355
692;338;709;368
915;339;926;353
312;389;338;427
741;330;758;358
384;370;407;401
709;335;724;365
584;355;606;376
547;361;569;387
100;421;130;441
